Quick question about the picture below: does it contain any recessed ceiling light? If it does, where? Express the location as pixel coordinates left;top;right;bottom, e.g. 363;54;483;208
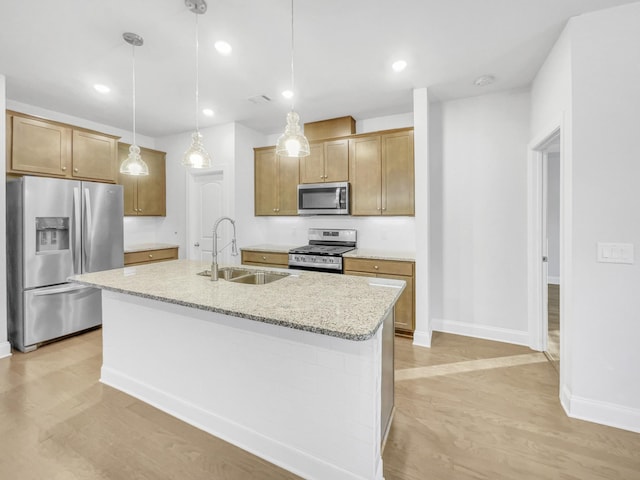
282;90;294;99
93;84;111;94
214;40;232;55
391;60;407;72
474;74;496;87
202;108;214;117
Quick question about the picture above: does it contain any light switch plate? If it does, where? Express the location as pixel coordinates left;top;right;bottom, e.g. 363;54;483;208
597;242;634;264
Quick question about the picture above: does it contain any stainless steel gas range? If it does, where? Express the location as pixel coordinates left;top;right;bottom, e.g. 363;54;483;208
288;228;357;273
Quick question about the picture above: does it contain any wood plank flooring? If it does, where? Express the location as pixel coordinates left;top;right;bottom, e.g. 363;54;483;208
547;284;560;369
1;329;639;479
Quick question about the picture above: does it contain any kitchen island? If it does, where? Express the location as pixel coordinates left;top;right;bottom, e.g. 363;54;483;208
70;260;404;480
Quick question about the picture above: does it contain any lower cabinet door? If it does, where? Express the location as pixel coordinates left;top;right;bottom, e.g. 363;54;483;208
383;273;414;332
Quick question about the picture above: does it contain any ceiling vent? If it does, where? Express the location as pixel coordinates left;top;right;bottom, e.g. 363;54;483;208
248;94;272;104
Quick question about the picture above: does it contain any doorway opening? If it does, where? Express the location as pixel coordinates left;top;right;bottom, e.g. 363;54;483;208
527;125;563;371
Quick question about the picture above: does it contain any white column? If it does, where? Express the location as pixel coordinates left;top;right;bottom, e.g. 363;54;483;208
412;87;431;347
0;74;11;358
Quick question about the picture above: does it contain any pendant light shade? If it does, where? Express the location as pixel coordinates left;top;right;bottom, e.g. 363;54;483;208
120;32;149;176
182;131;211;168
277;0;310;158
182;0;211;169
276;111;310;157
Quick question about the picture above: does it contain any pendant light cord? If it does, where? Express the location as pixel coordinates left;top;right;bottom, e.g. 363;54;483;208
131;43;137;146
290;0;295;112
195;12;200;133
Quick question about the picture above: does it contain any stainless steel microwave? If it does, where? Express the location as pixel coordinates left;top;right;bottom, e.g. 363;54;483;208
298;182;350;215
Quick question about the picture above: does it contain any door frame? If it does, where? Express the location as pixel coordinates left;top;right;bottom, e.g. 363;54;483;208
527;121;561;352
185;167;228;261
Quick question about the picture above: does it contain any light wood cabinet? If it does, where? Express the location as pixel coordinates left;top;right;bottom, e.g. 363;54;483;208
300;139;349;184
6;111;119;182
124;247;178;266
349;129;414;216
343;257;415;336
254;146;299;215
117;143;166;216
241;249;289;268
72;130;117;182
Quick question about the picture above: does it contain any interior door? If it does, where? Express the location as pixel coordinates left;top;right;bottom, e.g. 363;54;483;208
188;172;227;262
541;152;549;351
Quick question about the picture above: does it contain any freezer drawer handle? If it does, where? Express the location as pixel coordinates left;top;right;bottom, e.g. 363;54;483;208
32;284;93;296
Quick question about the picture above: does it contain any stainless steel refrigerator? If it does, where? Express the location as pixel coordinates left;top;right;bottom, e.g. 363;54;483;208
6;176;124;352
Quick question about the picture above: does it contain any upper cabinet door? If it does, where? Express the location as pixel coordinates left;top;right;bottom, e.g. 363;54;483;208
324;139;349;183
300;142;325;184
11;115;71;176
382;130;414;215
136;148;166;216
254;147;279;215
277;155;300;215
349;135;382;215
72;130;117;183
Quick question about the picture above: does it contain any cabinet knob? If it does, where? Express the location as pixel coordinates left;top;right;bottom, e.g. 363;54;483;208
148;254;153;258
61;166;67;171
273;208;277;212
320;176;324;179
262;256;267;260
138;209;142;213
74;168;79;173
374;265;379;270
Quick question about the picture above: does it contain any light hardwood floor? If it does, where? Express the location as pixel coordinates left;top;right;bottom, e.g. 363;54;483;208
1;329;638;480
547;283;560;369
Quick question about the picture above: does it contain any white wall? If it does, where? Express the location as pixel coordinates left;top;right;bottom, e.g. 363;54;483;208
429;89;531;345
0;75;10;358
530;2;640;433
568;3;640;432
547;152;561;282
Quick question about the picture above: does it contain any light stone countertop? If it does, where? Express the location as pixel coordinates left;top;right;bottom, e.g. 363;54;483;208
343;249;416;262
69;260;405;341
239;244;297;254
124;243;179;253
241;244;416;262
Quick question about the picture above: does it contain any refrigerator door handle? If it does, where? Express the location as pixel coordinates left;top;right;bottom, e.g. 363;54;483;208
73;187;81;274
31;284;92;296
83;187;93;270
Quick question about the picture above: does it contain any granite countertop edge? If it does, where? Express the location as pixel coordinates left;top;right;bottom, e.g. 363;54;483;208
70;262;404;342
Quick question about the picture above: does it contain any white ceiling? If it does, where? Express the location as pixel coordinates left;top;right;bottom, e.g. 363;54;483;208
0;0;636;137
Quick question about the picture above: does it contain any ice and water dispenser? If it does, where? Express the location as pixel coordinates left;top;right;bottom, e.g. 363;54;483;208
35;217;69;253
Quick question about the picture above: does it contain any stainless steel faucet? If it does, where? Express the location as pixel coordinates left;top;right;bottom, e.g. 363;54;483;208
211;216;239;281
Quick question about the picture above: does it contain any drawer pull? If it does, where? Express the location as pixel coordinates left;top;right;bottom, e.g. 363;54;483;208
262;256;267;260
149;254;153;258
374;265;379;270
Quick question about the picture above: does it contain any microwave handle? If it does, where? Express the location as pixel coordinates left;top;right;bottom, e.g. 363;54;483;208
336;188;341;207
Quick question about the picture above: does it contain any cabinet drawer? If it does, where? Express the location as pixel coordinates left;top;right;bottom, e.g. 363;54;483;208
343;257;413;276
125;247;178;266
241;250;289;267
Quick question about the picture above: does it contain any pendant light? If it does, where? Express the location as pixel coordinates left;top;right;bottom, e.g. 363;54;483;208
182;0;212;169
120;32;149;176
276;0;310;158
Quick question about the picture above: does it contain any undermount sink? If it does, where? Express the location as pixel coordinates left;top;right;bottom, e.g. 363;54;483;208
227;271;289;285
197;267;289;285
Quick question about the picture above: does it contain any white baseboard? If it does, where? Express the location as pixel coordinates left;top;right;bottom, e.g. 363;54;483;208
0;341;12;359
564;390;640;434
431;318;529;346
548;276;561;285
101;367;376;480
412;329;432;348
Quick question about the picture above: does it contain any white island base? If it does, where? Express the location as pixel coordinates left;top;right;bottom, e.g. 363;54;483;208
100;290;392;480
